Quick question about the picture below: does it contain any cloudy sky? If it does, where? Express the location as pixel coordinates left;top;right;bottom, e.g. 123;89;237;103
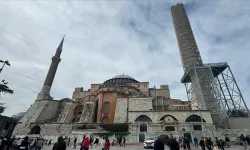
1;0;250;116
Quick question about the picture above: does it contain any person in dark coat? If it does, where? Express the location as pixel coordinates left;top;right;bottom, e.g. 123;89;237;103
73;137;77;149
206;137;213;150
246;135;250;145
118;136;122;146
122;137;126;147
194;137;198;148
154;136;164;150
18;136;29;150
199;137;205;150
184;137;190;150
52;136;66;150
169;137;180;150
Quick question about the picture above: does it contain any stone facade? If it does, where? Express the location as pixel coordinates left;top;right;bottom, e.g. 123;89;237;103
79;102;96;123
148;85;170;98
114;98;128;123
128;110;213;123
13;100;59;135
129;98;153;111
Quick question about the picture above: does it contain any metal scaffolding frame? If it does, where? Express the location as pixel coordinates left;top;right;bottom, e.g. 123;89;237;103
181;62;250;129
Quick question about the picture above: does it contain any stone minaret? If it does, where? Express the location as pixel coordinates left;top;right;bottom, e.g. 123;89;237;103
171;3;203;72
171;4;225;128
36;36;65;100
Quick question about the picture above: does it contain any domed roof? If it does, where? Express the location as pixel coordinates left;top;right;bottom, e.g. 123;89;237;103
104;74;139;85
112;75;135;80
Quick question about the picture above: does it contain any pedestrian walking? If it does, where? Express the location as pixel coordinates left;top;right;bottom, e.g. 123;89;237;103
19;136;29;150
101;137;106;150
154;136;165;150
73;137;77;149
81;137;90;150
240;134;247;150
48;139;52;146
36;138;43;150
199;137;205;150
219;138;225;150
122;137;126;147
168;136;179;150
225;136;230;148
93;137;99;150
52;136;66;150
105;139;110;150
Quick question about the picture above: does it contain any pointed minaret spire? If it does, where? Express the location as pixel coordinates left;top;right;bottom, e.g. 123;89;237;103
55;35;65;57
36;36;65;100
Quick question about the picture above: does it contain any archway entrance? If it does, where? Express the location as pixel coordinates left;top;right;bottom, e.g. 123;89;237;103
165;126;175;131
29;125;41;134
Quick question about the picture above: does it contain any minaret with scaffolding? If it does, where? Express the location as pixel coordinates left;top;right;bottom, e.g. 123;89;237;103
171;3;249;128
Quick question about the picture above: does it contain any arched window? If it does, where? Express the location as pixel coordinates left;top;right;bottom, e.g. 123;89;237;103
135;115;152;122
185;114;206;122
103;102;110;113
102;117;109;123
140;124;147;132
152;97;169;111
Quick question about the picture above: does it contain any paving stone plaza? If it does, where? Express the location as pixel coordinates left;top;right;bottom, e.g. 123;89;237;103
42;145;245;150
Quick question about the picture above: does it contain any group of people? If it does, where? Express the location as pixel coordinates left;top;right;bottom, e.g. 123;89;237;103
117;136;126;147
0;136;53;150
80;135;111;150
153;134;249;150
239;134;250;150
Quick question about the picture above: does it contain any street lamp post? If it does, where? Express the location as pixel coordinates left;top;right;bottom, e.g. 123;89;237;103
0;60;10;73
196;104;204;137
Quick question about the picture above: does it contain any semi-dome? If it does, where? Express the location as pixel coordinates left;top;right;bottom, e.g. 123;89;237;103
104;74;139;85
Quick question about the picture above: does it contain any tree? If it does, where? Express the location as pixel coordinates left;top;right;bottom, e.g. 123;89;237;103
0;60;13;94
0;80;13;94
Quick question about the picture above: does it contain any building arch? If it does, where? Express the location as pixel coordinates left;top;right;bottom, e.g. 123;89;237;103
185;114;206;122
159;115;178;121
29;125;41;134
134;115;152;122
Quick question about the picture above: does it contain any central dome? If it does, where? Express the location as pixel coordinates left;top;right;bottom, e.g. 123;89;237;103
104;74;139;85
112;75;135;80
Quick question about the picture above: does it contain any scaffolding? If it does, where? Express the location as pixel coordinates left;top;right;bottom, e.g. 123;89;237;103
181;62;250;129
